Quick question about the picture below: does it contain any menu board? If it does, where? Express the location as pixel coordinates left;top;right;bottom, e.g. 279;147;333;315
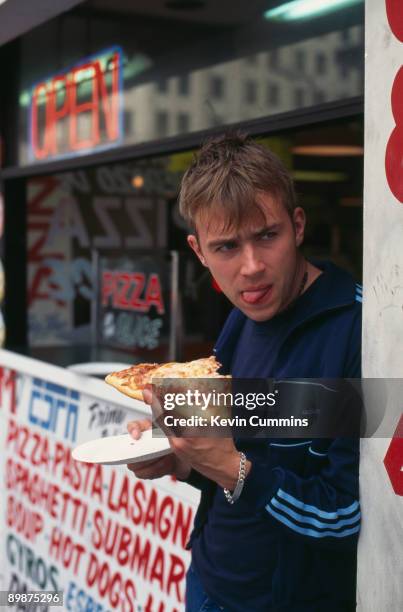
0;361;197;610
95;251;178;357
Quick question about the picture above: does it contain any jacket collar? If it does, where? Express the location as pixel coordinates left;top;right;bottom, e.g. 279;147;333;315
214;260;358;373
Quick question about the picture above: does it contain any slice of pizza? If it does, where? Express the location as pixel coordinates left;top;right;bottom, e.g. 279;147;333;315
105;362;160;401
105;355;229;401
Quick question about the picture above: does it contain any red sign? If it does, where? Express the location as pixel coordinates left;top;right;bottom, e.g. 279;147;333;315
102;271;165;315
383;414;403;495
29;47;122;161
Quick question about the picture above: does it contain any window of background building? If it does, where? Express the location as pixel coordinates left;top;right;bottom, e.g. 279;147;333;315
210;113;223;127
245;54;258;66
295;49;306;72
210;75;224;99
339;61;350;79
341;29;351;43
156;111;169;137
314;90;326;104
178;74;190;96
157;78;168;93
123;110;133;135
268;48;279;70
316;52;327;75
294;88;305;107
245;80;258;104
177;112;190;133
267;83;279;106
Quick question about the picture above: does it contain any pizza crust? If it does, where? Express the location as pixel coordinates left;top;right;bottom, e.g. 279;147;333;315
104;374;145;401
105;356;228;402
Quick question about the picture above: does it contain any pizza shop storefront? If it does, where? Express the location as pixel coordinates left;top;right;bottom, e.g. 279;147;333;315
5;1;403;611
0;0;365;368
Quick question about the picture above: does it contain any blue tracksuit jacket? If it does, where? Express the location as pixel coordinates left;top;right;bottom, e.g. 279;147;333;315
186;261;362;611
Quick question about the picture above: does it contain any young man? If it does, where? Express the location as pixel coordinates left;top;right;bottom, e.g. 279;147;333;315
128;133;361;611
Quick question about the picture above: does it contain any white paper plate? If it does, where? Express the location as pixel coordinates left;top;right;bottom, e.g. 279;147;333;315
72;429;172;465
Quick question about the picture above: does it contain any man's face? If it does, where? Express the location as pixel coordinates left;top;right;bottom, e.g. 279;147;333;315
188;193;306;322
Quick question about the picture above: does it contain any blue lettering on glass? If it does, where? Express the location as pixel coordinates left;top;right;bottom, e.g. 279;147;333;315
44;257;94;302
104;311;163;349
28;378;79;443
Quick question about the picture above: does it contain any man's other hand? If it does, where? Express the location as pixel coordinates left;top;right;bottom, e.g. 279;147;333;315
126;418;191;480
140;387;251;490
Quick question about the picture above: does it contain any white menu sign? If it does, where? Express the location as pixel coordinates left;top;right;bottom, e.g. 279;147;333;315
0;354;198;612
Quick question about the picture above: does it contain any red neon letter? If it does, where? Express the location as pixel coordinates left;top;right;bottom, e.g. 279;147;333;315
47;74;71;156
95;52;120;141
69;62;100;150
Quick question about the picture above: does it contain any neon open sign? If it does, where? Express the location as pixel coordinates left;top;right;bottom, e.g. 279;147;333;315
29;46;123;161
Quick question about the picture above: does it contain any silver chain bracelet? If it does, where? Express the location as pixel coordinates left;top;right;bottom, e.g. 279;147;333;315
223;451;247;505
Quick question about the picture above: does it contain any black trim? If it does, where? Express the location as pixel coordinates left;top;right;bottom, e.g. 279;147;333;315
0;97;363;179
3;178;27;349
0;40;20;167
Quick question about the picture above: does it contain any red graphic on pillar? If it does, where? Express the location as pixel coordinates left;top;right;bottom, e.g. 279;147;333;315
385;66;403;202
386;0;403;42
383;414;403;496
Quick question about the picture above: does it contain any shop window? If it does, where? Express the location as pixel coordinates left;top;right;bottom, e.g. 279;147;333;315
24;121;363;362
15;3;364;166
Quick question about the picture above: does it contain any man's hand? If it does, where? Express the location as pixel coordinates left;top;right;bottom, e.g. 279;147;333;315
126;418;191;480
139;388;252;491
170;435;249;490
